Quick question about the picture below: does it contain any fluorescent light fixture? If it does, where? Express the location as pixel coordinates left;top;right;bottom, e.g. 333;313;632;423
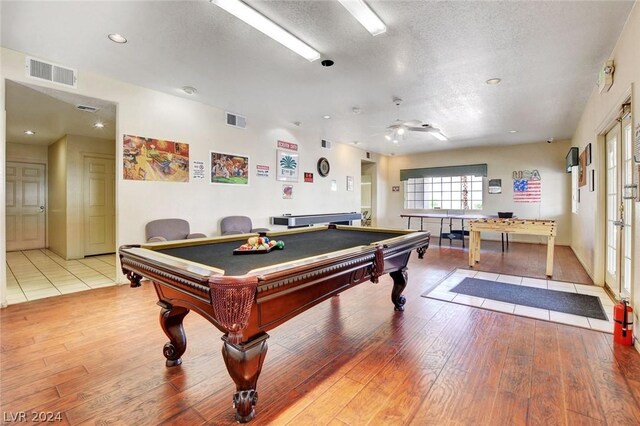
210;0;321;62
432;132;448;141
24;130;35;135
323;115;331;119
93;122;105;129
338;0;386;36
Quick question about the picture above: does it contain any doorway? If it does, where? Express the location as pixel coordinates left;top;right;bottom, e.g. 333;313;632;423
83;155;116;256
604;102;634;298
5;161;45;251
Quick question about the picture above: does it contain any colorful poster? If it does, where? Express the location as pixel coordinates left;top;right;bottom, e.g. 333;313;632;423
276;149;299;182
123;134;189;182
512;169;541;203
282;185;293;199
256;164;270;177
211;151;249;185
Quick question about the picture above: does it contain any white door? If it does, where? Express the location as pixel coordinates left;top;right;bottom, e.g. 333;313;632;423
83;156;115;256
605;111;634;297
5;162;46;251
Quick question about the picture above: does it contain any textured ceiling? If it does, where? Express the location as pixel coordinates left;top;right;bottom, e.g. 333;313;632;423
1;1;635;155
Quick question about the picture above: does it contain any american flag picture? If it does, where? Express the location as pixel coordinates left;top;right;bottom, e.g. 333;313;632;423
513;179;541;202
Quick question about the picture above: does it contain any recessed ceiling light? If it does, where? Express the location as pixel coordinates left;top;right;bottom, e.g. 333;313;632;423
108;33;127;44
181;86;197;95
323;115;331;119
210;0;321;62
24;130;35;135
338;0;387;36
486;78;501;85
93;122;105;129
509;130;518;133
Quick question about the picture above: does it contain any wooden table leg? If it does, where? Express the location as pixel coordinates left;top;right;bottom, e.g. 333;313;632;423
468;231;476;267
546;235;555;276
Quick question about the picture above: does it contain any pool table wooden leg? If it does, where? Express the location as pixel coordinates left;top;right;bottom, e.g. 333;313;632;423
158;302;189;367
222;332;269;423
390;268;408;311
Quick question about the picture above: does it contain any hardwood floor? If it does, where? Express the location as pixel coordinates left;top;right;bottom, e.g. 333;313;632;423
1;241;638;425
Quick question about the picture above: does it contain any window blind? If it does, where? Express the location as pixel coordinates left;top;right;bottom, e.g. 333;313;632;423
400;163;487;181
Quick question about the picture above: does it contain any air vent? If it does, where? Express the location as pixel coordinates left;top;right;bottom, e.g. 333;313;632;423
26;56;77;88
226;112;246;129
321;139;332;149
366;152;371;159
76;104;100;113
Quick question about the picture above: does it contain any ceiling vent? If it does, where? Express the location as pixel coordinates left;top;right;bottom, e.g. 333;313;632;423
26;56;77;88
226;112;246;129
321;139;332;149
76;104;100;113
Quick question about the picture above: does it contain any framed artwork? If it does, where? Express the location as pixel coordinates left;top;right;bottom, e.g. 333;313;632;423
488;179;502;194
277;149;299;182
578;150;587;187
282;185;293;199
210;151;249;185
123;134;190;182
346;176;354;191
586;143;592;165
589;169;595;192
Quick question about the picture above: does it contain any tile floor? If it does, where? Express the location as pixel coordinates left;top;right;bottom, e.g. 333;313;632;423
5;250;117;305
425;269;616;333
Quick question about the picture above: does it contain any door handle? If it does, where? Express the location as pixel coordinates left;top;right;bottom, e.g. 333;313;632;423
613;220;625;228
39;206;45;213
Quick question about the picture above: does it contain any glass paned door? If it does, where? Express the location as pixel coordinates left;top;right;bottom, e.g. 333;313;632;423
605;111;634;297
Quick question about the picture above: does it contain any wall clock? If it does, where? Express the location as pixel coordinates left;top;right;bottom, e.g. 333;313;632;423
317;157;330;177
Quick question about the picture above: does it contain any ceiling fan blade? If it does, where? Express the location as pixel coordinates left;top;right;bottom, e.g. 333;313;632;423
407;126;440;133
407;126;448;140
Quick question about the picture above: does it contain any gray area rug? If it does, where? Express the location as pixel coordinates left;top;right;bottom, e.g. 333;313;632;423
448;277;608;320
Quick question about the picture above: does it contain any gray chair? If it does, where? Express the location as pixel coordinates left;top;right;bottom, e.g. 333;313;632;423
220;216;269;235
145;218;206;242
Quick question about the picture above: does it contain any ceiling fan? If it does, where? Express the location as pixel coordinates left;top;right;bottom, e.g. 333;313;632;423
384;98;447;143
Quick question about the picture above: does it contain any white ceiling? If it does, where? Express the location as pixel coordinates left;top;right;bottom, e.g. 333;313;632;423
1;1;635;155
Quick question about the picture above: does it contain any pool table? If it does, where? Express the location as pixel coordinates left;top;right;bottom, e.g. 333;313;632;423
119;224;430;422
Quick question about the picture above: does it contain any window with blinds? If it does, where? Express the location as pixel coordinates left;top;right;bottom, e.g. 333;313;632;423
403;175;483;210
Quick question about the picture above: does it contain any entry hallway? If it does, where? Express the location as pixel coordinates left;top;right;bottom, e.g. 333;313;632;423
1;242;639;424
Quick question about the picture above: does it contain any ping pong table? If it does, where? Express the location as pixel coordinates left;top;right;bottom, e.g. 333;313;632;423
400;212;509;249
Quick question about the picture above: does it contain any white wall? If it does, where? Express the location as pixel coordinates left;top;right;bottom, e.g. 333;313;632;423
1;78;6;307
1;47;366;294
382;140;572;245
48;136;67;257
6;143;48;163
570;4;639;334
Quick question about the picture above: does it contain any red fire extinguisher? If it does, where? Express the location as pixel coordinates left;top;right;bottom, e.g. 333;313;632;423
614;298;634;346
